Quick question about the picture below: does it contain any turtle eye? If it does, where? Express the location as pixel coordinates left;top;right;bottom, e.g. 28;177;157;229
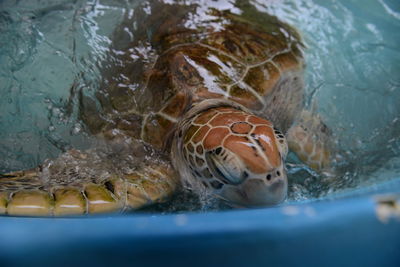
273;127;288;158
205;147;247;185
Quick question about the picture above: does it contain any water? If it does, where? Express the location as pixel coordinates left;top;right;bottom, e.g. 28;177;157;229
0;0;399;211
270;0;400;201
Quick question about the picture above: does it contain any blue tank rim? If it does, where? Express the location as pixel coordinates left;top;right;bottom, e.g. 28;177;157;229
0;178;399;267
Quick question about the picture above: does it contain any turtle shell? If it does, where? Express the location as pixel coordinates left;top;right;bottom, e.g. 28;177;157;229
80;1;304;150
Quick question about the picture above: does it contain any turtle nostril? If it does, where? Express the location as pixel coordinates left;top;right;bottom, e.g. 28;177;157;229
266;174;272;181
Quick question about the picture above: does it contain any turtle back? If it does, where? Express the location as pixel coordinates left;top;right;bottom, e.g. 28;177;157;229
80;0;305;150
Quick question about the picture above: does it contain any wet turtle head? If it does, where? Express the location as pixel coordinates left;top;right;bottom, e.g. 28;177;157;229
172;100;288;207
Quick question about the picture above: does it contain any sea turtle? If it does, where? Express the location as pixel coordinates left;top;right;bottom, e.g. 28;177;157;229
0;0;332;216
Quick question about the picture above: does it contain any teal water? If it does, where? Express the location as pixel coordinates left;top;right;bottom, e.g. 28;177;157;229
0;0;399;207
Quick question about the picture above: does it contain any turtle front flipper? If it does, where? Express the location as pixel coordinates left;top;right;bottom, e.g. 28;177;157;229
0;147;178;216
286;110;334;172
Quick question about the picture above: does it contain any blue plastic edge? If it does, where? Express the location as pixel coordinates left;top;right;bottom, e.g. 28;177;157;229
0;188;399;267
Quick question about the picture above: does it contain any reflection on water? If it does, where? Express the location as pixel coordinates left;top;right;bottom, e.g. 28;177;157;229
0;0;399;210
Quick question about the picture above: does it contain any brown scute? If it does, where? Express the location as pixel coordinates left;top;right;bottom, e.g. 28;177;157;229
143;113;175;149
273;52;301;72
124;163;179;201
223;39;239;54
203;26;274;65
168;44;245;96
244;39;268;59
194;109;219;124
84;184;120;214
252;125;281;168
104;177;126;200
124;172;141;183
115;113;143;140
140;180;165;202
194;86;227;102
229;84;263;110
244;63;281;96
161;92;189;118
53;188;86;216
202;31;246;60
181;45;243;84
169;51;203;87
154;180;175;200
291;42;304;59
247;115;272;126
162;30;199;49
214;107;239;113
140;64;175;114
184;125;200;144
192;125;210;143
126;183;150;209
202;21;288;65
209;113;247;127
203;127;230;150
230;24;288;62
108;83;137;113
223;135;268;174
148;3;199;48
7;190;53;216
231;122;252;134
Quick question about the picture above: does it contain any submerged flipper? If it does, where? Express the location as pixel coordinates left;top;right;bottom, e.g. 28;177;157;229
0;143;178;216
287;110;333;171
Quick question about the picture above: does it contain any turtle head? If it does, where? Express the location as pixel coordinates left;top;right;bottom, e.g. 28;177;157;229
172;100;288;207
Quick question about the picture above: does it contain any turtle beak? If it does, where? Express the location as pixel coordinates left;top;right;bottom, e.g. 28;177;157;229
219;168;288;206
